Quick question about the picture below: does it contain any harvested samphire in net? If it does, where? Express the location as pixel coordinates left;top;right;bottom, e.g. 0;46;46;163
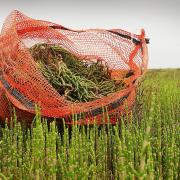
30;43;125;103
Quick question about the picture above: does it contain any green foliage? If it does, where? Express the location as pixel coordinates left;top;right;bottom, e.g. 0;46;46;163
0;69;179;179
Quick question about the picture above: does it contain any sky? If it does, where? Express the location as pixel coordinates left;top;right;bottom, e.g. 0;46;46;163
0;0;180;69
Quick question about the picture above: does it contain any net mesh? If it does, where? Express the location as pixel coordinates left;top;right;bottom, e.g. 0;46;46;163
0;10;148;124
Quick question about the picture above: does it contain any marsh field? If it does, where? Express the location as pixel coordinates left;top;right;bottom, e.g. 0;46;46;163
0;69;179;180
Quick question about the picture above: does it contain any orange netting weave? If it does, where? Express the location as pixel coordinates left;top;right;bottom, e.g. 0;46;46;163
0;10;148;124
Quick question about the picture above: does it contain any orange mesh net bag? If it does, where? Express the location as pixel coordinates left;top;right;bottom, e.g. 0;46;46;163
0;10;148;124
